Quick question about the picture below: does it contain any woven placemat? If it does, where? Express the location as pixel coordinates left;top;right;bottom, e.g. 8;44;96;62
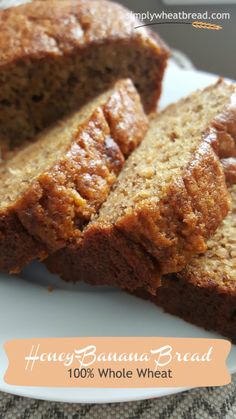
0;374;235;418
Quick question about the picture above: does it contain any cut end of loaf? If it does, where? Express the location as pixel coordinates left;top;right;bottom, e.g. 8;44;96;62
0;0;169;151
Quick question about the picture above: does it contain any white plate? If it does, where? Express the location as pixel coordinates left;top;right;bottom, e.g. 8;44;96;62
0;65;235;404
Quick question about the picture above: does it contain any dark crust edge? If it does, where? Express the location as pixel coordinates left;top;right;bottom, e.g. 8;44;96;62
134;271;236;344
46;225;161;292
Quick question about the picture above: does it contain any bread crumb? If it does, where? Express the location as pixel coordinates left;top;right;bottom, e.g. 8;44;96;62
48;285;54;293
139;167;155;178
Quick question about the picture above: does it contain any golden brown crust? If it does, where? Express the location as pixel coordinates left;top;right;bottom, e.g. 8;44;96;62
0;0;168;66
46;82;236;293
46;143;229;293
0;0;169;148
115;143;229;276
0;79;148;273
15;107;125;252
134;184;236;342
205;84;236;157
102;79;149;157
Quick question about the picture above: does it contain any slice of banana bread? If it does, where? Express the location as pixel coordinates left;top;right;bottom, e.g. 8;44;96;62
140;183;236;343
46;80;236;293
0;0;168;153
0;79;148;273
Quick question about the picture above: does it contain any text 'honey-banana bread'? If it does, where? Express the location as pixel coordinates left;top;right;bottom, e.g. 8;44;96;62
46;80;236;293
0;0;169;154
0;79;148;273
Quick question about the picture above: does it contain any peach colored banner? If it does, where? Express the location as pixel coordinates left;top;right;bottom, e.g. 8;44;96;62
4;337;231;388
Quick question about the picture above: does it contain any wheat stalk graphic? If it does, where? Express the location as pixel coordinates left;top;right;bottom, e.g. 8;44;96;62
192;21;222;30
134;21;223;31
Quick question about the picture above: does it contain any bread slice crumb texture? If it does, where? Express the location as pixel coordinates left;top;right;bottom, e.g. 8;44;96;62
96;81;235;224
0;79;148;273
183;184;236;286
46;80;236;293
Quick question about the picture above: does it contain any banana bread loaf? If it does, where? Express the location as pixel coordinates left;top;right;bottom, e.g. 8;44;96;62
140;183;236;343
0;0;168;154
0;79;148;273
47;80;236;293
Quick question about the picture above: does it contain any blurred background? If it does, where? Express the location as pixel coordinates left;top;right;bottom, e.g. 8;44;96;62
118;0;236;79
